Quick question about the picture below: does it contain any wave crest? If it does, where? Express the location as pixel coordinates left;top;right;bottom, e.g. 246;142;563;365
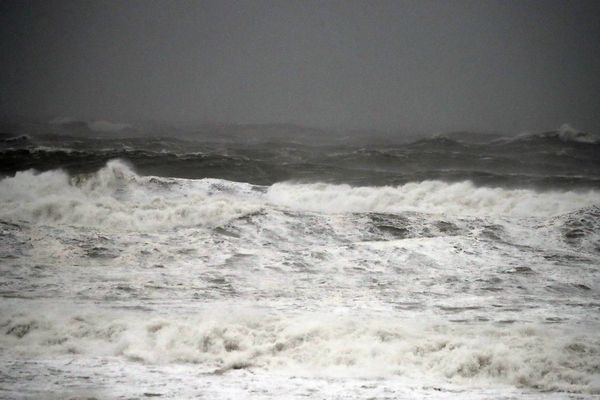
267;181;600;217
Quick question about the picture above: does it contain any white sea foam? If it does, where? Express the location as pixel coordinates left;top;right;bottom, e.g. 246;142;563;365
1;307;598;394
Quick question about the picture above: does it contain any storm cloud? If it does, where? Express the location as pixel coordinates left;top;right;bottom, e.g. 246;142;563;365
1;0;599;134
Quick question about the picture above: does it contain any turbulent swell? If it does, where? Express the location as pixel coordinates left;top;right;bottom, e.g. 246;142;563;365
1;125;599;189
1;128;600;399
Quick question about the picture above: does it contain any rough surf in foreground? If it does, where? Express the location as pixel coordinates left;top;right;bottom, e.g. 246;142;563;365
1;132;600;398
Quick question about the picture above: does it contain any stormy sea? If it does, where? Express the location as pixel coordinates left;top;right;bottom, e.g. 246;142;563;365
1;122;599;399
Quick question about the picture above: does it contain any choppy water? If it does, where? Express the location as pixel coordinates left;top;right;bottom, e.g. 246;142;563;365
1;125;599;399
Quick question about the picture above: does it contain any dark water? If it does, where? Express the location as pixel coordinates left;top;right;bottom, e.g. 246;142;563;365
1;126;599;189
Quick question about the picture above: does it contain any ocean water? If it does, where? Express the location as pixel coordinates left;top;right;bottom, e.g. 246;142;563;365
1;126;599;399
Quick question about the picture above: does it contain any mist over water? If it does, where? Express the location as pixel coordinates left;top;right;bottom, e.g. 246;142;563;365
1;0;600;398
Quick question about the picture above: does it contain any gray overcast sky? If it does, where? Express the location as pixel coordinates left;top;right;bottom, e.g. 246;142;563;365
1;0;599;133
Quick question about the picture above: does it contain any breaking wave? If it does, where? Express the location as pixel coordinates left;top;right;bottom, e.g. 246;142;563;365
512;124;600;145
267;181;600;217
0;160;261;231
1;160;599;233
